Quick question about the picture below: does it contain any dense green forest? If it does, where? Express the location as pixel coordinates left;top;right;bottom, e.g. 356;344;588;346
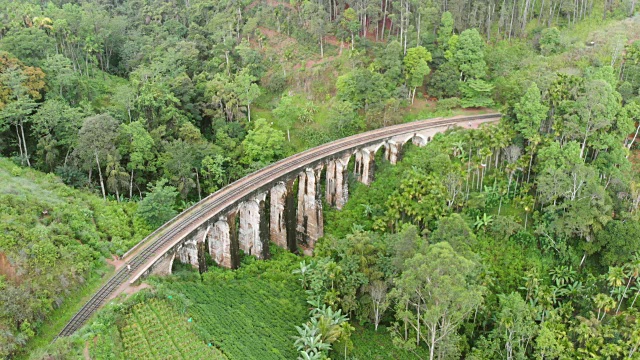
2;0;640;358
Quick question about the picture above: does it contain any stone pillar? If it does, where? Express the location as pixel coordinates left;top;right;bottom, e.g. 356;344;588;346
177;238;199;267
385;141;400;165
354;149;375;185
208;219;233;268
197;240;208;273
227;210;240;269
325;160;337;206
296;167;324;252
270;182;288;249
326;154;350;210
150;251;176;276
239;193;267;259
354;151;362;179
285;179;298;253
258;194;270;260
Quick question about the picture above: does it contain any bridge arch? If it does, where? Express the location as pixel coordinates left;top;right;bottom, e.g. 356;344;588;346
56;113;501;338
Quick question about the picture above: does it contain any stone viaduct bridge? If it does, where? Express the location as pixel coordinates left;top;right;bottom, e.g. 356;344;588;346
57;113;501;338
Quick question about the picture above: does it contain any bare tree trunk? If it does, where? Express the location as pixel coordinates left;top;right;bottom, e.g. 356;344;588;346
416;12;421;46
404;0;409;54
130;168;134;199
381;0;387;41
195;168;202;201
527;149;534;182
19;120;30;167
15;126;24;164
509;0;517;40
521;0;531;34
629;123;640;152
95;152;106;200
400;0;404;49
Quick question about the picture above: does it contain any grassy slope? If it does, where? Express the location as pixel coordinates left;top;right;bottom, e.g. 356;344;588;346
17;266;114;359
0;158;144;357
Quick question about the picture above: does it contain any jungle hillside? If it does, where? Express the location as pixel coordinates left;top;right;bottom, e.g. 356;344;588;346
2;0;640;358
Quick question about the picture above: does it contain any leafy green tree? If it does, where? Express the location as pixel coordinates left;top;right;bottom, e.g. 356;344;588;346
273;95;303;142
329;100;358;137
429;213;477;258
105;153;128;201
242;118;285;165
378;40;404;86
0;27;54;66
536;142;609;242
391;241;484;359
454;29;487;81
460;79;494;108
201;154;229;193
514;83;548;142
514;83;548;179
494;292;538;359
340;8;359;50
625;101;640;150
381;168;448;232
235;68;262;121
403;46;432;103
0;65;40;166
119;121;155;199
368;279;389;331
136;178;178;228
586;220;640;267
75;114;120;200
42;54;77;100
428;61;460;98
564;80;620;159
437;12;454;51
302;1;331;58
336;69;390;111
389;225;425;272
539;27;562;55
162;139;198;199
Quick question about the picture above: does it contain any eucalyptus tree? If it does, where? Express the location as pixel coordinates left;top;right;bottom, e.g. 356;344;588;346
403;46;432;103
75;113;120;200
391;241;484;360
514;83;548;181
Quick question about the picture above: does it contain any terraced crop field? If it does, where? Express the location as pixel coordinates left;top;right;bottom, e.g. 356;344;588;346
167;276;308;359
119;299;226;359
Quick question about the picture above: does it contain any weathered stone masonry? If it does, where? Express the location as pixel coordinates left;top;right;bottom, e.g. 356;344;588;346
148;120;495;275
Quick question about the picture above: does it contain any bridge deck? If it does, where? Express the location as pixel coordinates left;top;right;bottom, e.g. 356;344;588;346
55;113;501;339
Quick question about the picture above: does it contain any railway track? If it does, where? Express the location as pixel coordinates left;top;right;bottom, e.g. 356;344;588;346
55;113;501;339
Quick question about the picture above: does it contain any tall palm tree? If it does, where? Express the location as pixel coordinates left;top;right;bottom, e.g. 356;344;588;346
619;255;640;312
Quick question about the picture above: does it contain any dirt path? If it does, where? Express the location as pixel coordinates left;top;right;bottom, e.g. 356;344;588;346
83;342;90;360
105;255;124;270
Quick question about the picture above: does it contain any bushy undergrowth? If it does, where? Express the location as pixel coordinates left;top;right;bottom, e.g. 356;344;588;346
0;157;149;357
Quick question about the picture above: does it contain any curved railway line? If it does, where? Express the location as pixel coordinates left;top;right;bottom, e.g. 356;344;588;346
55;112;501;339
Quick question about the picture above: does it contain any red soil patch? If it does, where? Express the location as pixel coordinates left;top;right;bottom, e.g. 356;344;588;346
105;254;125;270
294;54;340;70
0;252;18;283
